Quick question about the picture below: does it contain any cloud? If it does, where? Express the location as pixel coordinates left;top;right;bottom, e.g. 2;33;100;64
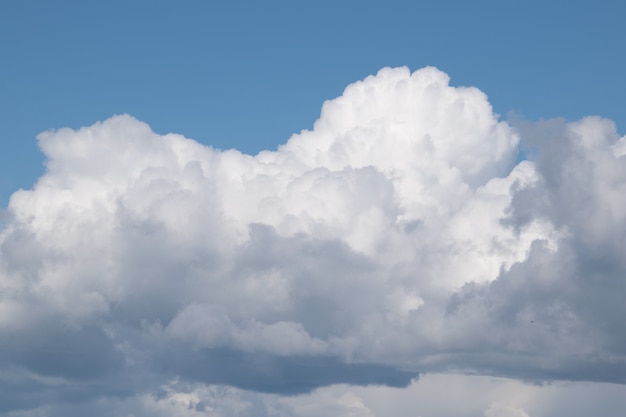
484;402;531;417
6;373;625;417
1;66;626;414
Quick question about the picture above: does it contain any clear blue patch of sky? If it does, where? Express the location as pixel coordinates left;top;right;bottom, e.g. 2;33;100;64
1;0;624;207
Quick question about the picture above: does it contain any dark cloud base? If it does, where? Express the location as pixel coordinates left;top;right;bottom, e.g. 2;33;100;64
157;348;417;394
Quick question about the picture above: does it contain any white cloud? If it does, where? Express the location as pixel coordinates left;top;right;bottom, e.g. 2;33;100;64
1;66;626;415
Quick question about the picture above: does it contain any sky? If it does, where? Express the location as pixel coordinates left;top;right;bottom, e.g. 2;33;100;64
1;1;626;416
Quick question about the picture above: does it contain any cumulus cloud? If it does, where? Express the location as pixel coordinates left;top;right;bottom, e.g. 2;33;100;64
1;66;626;414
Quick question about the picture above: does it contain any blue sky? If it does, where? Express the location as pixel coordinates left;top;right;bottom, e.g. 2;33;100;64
1;0;624;206
2;2;626;417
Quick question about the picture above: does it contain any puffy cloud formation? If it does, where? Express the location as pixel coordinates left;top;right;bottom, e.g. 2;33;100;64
1;66;626;415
